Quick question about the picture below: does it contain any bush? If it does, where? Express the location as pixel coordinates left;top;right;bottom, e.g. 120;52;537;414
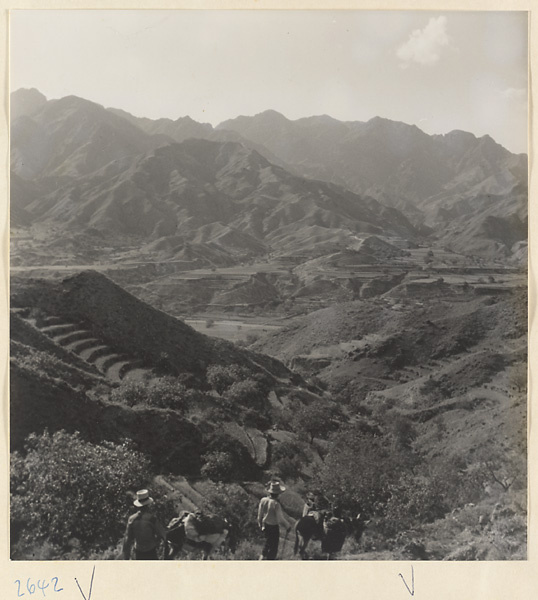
197;481;259;544
316;423;416;515
242;408;271;430
204;406;234;424
291;399;342;443
206;364;251;395
389;416;418;450
273;457;302;481
110;377;191;412
11;431;151;557
224;379;267;410
271;440;300;460
201;432;259;482
383;475;450;536
201;451;236;482
15;349;89;385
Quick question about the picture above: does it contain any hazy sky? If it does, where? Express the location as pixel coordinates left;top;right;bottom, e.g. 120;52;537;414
10;10;528;154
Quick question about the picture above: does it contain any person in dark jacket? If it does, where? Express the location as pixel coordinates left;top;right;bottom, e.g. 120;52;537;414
121;490;167;560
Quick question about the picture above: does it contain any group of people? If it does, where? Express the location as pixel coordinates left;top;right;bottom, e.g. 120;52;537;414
120;480;314;561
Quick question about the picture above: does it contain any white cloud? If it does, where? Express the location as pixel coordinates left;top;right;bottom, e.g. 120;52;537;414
397;16;450;67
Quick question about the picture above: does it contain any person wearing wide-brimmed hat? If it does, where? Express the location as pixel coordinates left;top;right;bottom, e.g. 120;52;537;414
121;490;167;560
257;480;295;560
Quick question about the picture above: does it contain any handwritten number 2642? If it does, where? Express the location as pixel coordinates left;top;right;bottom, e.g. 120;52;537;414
15;577;63;597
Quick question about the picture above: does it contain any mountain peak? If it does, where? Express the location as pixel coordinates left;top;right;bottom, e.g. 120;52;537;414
365;115;422;132
256;109;286;118
10;88;48;120
11;87;47;102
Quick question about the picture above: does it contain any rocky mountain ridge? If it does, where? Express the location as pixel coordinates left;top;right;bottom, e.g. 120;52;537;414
10;89;527;264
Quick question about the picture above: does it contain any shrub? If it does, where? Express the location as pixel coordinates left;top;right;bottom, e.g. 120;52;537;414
15;349;88;385
201;432;259;482
11;431;151;557
110;377;190;412
383;474;450;536
273;457;302;481
204;406;233;424
224;379;267;410
271;440;309;482
242;408;271;430
201;451;236;482
197;481;259;543
316;423;416;515
206;364;251;395
291;399;342;443
475;448;526;493
389;416;418;450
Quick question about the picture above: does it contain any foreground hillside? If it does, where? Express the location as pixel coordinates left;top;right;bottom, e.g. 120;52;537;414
252;282;527;559
10;271;346;557
10;271;526;560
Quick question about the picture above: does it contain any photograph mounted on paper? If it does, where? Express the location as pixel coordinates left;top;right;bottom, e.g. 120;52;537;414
8;10;528;561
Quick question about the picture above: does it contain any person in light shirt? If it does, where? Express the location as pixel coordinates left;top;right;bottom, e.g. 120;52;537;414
257;480;295;560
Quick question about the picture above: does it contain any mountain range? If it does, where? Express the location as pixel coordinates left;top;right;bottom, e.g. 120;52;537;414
10;88;528;263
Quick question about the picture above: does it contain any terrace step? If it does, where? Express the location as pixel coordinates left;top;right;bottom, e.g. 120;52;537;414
122;367;151;382
94;353;124;372
40;322;79;336
41;315;64;326
54;329;94;346
106;360;134;382
19;309;153;384
118;359;145;379
64;337;101;353
79;345;111;362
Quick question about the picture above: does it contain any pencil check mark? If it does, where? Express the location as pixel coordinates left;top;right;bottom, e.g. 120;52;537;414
398;565;414;596
75;565;96;600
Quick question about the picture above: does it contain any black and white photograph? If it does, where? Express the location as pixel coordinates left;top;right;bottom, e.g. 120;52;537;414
8;9;528;564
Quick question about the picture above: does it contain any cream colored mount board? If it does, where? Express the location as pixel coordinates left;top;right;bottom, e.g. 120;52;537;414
0;2;536;600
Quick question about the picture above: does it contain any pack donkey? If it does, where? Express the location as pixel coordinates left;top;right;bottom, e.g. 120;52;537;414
165;511;235;560
294;511;368;560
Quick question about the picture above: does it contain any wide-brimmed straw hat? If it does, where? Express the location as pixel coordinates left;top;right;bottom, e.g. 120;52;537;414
134;489;154;507
267;481;286;495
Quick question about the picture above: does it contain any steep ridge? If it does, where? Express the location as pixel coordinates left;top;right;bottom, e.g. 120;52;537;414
11;90;527;264
10;93;172;181
217;111;527;259
10;270;295;384
218;111;527;212
17;137;418;258
107;105;293;171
